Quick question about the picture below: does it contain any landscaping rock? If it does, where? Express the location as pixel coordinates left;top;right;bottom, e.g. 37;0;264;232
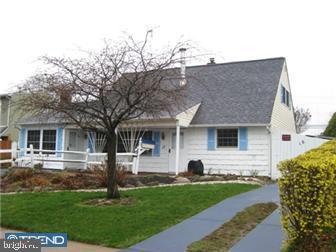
136;181;144;187
196;175;221;182
146;181;160;186
173;177;191;184
123;174;175;187
124;184;135;188
33;186;42;192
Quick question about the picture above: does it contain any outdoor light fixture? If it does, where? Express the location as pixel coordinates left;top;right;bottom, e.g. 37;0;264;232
161;132;165;140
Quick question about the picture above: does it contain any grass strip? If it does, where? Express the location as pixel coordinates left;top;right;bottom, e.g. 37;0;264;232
188;202;278;252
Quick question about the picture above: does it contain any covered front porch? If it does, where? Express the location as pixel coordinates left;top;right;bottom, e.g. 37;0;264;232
16;103;200;173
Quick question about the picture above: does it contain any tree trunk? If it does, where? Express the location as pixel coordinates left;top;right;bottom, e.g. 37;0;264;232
106;131;120;199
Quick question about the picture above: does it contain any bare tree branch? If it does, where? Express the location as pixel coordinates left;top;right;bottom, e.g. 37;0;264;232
17;31;192;199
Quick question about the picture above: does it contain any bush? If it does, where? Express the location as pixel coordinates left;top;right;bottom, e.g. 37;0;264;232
279;140;336;251
323;112;336;137
4;168;35;183
89;163;128;187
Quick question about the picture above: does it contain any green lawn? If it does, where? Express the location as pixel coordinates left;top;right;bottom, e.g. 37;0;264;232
0;184;259;248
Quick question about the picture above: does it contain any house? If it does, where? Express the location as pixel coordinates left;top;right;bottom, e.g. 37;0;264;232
17;57;301;178
0;94;11;140
0;93;22;142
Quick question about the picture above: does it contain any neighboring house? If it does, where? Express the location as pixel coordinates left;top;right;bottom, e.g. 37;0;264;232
0;93;22;142
17;57;301;177
0;94;11;140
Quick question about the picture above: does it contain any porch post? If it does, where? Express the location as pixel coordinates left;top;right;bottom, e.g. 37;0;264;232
175;121;180;175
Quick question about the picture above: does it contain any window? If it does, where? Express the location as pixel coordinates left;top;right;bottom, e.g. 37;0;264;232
281;86;286;104
217;129;238;147
281;85;291;108
27;130;40;150
42;130;56;150
285;90;290;107
27;129;57;153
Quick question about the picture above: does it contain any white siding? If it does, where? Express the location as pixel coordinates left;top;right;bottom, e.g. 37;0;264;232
270;62;296;132
185;127;270;176
137;126;271;176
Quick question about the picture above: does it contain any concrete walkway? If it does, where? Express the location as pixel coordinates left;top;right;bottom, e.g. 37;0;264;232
230;208;285;252
0;228;120;252
126;183;280;252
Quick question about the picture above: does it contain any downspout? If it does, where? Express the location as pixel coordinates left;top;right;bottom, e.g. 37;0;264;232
266;124;272;179
175;120;180;175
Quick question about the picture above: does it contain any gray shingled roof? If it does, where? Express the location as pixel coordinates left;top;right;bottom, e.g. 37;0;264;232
184;57;285;125
18;57;285;126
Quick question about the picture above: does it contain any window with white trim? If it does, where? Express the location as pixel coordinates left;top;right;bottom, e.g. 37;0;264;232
281;85;291;108
27;129;57;153
27;130;40;149
217;129;238;147
42;130;57;150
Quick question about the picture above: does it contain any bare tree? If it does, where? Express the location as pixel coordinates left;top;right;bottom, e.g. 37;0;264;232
294;107;312;133
18;31;190;199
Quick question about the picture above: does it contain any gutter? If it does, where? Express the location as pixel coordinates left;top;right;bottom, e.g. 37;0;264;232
189;123;269;128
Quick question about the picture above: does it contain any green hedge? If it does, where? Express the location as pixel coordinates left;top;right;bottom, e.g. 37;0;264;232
279;140;336;251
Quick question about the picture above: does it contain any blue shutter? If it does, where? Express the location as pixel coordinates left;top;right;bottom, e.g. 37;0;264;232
152;131;160;157
18;128;27;157
87;131;94;153
56;127;63;157
239;127;248;151
207;128;216;150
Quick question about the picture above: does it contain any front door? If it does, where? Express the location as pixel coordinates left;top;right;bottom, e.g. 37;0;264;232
168;130;185;174
68;131;78;151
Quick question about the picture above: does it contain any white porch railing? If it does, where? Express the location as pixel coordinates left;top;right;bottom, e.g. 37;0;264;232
0;142;143;174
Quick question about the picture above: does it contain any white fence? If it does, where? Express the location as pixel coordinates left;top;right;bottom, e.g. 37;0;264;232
271;131;328;179
0;142;143;174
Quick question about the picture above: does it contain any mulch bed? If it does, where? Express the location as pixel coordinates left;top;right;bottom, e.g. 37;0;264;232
1;167;271;193
82;197;136;206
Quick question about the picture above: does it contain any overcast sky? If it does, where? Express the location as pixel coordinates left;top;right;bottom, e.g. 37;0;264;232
1;0;335;125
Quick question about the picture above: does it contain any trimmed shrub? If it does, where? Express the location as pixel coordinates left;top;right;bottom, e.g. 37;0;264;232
279;140;336;251
323;112;336;137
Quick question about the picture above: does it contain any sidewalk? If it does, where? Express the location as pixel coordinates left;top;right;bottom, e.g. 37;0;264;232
230;208;285;252
0;228;120;252
126;183;280;252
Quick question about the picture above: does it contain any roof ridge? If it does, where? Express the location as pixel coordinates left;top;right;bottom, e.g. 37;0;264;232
186;57;285;69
